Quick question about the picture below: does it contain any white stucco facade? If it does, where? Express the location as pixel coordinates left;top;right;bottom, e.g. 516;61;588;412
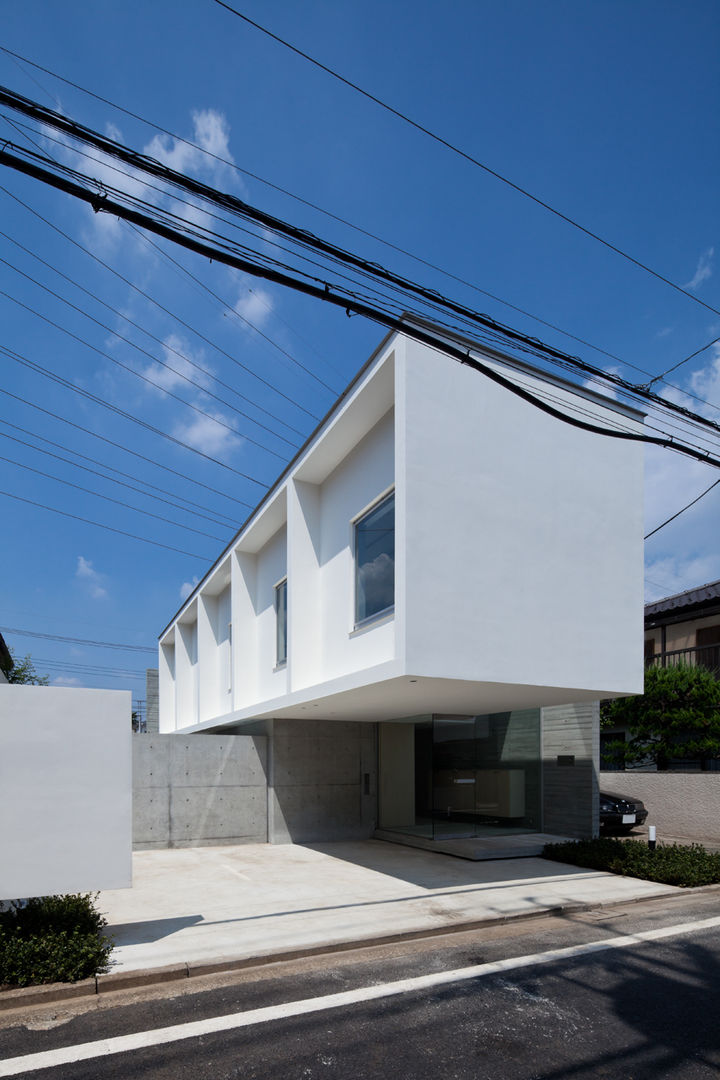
0;685;132;899
159;330;645;735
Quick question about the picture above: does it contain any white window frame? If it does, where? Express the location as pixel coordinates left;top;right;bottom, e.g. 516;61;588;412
274;577;288;667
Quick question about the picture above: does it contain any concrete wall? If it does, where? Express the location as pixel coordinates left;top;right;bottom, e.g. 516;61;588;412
542;702;599;839
269;719;377;843
146;668;159;733
133;734;267;849
599;772;720;843
0;685;132;899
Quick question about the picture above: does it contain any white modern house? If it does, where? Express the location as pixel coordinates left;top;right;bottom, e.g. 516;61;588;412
157;327;644;847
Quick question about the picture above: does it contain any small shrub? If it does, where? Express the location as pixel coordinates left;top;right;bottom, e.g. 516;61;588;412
543;837;720;888
0;894;113;988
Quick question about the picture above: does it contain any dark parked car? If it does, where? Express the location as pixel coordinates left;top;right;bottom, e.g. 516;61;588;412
600;791;648;833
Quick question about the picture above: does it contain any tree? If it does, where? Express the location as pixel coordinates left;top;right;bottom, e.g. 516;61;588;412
601;662;720;771
3;648;50;686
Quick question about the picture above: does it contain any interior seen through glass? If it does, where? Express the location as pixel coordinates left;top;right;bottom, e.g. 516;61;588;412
378;711;541;839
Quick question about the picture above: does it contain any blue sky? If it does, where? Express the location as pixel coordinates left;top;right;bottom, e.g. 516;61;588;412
1;0;718;709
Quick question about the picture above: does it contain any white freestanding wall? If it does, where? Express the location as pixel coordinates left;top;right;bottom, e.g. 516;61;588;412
159;330;644;733
0;685;132;899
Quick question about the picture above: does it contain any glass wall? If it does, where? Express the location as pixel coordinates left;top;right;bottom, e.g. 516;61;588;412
378;710;541;839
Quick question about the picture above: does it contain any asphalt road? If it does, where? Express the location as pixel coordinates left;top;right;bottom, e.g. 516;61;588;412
1;889;719;1079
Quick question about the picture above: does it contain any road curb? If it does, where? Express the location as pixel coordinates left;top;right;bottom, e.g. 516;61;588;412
4;883;714;1012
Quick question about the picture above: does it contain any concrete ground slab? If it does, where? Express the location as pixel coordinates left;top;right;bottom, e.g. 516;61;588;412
97;840;677;975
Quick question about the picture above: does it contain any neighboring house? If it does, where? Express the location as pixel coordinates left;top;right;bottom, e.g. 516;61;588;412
158;326;645;845
645;579;720;675
601;579;720;774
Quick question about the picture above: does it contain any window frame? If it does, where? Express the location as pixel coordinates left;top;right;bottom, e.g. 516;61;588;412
353;489;395;630
274;577;288;667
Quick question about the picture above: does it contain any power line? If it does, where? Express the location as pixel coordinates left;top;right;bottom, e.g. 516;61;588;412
1;344;270;490
0;182;330;418
211;0;720;321
1;489;213;560
4;142;720;474
0;257;296;460
647;333;720;388
0;418;237;529
5;92;720;455
0;383;251;515
0;450;231;542
644;477;720;540
3;41;717;401
0;626;156;652
0;223;310;442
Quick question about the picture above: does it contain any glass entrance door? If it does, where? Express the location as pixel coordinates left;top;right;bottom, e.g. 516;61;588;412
379;711;541;840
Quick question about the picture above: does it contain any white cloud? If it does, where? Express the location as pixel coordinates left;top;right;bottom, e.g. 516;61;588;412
144;110;234;179
142;335;211;395
173;410;243;457
683;247;714;291
75;555;108;599
234;287;273;328
180;577;199;601
52;675;83;688
656;327;673;339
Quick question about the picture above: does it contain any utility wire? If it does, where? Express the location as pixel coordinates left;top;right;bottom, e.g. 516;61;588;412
212;0;720;321
4;143;720;473
1;342;269;490
3;42;717;396
4;94;720;449
0;182;328;418
0;450;230;542
0;257;296;459
0;383;251;514
647;333;720;387
0;626;156;652
0;419;237;529
1;489;212;560
644;477;720;540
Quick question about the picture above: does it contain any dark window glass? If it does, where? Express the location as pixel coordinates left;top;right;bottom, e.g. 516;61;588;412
275;579;287;665
355;493;394;625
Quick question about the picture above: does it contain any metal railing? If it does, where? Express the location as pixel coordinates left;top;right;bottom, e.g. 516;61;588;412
646;644;720;675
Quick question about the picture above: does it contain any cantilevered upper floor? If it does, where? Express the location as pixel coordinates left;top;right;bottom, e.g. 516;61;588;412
158;328;645;733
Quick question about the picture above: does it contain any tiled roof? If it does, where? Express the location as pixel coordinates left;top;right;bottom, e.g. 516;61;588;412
646;579;720;618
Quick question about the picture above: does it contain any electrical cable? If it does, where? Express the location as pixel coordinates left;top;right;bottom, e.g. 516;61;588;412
0;419;237;529
0;343;270;490
0;180;330;417
4;144;720;474
6;98;720;451
644;477;720;540
0;489;213;560
0;626;156;652
3;42;717;401
0;450;231;542
0;257;298;458
647;333;720;387
211;0;720;321
0;224;310;442
0;383;251;514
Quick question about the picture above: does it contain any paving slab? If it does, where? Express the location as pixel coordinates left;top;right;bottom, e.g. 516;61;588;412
96;840;677;975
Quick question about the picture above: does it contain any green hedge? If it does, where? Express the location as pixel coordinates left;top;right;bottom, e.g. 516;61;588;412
0;894;113;987
543;837;720;888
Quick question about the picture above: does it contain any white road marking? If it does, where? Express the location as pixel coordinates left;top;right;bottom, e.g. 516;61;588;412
2;914;719;1077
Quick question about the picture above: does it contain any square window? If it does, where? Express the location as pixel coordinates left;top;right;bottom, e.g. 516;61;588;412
275;579;287;665
355;492;394;627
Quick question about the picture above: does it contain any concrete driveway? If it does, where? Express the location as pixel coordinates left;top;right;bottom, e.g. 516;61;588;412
97;840;677;975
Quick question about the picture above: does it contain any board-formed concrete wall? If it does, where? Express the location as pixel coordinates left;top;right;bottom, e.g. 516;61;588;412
598;772;720;844
542;702;599;839
133;734;267;849
269;718;377;843
0;685;131;899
